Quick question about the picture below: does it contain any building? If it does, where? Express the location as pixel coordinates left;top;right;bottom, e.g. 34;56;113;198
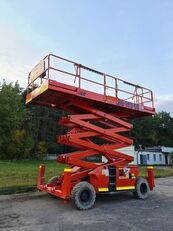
102;145;173;166
46;145;173;166
137;146;173;165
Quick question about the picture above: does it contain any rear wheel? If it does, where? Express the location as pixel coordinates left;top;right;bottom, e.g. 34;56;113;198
71;181;96;210
134;177;149;199
48;176;58;198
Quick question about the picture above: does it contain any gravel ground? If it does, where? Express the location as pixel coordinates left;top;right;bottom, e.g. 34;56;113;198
0;177;173;231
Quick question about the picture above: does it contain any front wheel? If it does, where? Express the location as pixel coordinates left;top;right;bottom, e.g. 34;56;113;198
71;181;96;210
133;177;150;199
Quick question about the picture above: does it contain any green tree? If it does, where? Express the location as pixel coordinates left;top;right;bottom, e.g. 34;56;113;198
0;80;34;159
131;111;173;148
1;79;173;160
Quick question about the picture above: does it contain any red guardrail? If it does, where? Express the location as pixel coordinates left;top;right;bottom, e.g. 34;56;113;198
27;54;154;108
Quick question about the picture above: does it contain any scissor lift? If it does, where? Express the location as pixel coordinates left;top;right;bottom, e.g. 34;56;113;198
26;54;155;210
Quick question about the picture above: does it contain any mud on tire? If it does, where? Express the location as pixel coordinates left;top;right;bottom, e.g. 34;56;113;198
71;181;96;210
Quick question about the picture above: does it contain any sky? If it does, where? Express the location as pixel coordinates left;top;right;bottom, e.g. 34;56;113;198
0;0;173;115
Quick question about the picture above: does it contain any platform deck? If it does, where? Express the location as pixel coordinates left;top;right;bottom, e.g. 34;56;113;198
26;54;155;118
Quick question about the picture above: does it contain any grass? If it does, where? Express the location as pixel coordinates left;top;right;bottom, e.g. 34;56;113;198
0;160;173;190
139;166;173;178
0;160;67;189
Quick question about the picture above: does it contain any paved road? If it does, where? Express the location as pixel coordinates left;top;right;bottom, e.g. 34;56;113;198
0;177;173;231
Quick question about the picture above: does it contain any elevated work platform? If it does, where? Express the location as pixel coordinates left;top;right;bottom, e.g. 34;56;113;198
26;54;155;118
26;54;155;207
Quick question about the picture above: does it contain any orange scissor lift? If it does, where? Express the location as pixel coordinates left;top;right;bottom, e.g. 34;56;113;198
26;54;155;210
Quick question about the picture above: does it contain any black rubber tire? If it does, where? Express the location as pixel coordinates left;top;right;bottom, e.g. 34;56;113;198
134;177;150;199
48;176;58;198
71;181;96;210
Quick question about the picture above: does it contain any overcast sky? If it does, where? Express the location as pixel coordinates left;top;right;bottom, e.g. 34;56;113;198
0;0;173;115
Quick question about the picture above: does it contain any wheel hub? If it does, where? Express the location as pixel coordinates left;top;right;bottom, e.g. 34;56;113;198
80;190;90;202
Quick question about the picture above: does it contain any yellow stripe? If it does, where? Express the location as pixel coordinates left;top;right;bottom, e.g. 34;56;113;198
98;188;109;192
64;168;72;172
26;98;32;104
147;166;153;169
116;186;135;190
39;86;48;94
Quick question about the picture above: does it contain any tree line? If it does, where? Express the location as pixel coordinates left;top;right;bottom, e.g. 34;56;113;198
0;80;173;159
